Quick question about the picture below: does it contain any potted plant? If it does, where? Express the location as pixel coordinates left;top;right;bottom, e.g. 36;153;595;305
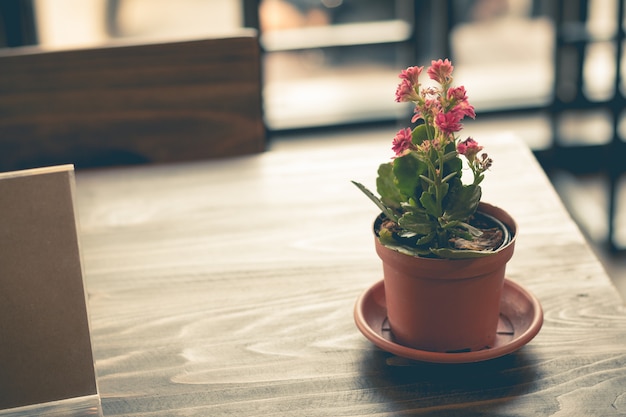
352;59;517;353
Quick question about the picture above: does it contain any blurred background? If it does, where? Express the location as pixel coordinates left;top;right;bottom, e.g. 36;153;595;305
1;0;625;298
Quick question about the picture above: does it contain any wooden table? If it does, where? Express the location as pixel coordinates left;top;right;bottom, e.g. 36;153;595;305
74;127;626;416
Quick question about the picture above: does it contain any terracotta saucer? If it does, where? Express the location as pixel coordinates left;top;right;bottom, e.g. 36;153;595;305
354;278;543;363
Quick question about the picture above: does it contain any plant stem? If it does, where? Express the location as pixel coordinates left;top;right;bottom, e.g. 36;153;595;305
435;147;445;215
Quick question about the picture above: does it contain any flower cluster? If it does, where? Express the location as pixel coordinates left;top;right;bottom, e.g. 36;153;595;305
396;63;474;130
394;60;480;158
353;59;494;258
457;137;493;181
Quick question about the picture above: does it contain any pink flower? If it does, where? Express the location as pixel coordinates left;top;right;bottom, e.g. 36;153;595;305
457;138;483;161
479;152;493;170
427;59;454;84
394;79;419;102
391;128;414;155
435;111;463;134
411;106;422;123
421;86;438;99
398;66;423;85
454;100;476;119
417;139;433;153
412;98;440;123
447;86;467;102
417;138;443;153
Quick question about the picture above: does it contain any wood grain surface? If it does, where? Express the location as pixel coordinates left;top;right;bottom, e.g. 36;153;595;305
74;127;626;416
0;32;265;170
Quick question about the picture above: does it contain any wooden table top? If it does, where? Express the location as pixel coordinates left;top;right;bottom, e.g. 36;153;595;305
74;127;626;416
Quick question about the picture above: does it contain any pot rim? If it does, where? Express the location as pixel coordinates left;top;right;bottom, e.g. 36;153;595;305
374;201;517;265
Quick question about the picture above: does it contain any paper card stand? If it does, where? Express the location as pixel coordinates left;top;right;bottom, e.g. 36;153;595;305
0;165;100;415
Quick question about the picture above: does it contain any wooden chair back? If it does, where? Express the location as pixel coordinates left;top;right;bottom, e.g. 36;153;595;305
0;30;265;170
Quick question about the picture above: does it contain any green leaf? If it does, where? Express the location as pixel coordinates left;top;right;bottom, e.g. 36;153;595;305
443;182;482;221
398;211;434;235
443;139;457;153
375;163;404;210
416;232;436;245
429;247;496;259
386;243;433;257
445;226;475;241
443;154;463;177
377;226;432;257
439;182;449;201
411;124;435;145
441;150;458;163
351;180;398;223
392;153;426;199
419;190;439;217
378;227;397;245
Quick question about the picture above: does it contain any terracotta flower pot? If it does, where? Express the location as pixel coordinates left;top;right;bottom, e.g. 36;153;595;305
375;202;517;352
